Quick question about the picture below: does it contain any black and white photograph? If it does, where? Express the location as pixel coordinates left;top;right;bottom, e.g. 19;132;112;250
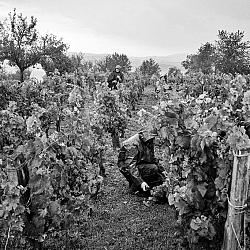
0;0;250;249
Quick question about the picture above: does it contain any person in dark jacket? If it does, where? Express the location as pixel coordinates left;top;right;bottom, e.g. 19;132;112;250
107;65;124;90
117;130;165;194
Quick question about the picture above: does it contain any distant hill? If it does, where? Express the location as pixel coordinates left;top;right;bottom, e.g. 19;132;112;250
3;52;188;76
131;53;187;74
68;52;188;74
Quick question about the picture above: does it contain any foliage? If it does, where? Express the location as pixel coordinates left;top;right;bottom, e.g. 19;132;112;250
182;30;250;76
215;30;250;75
69;53;95;74
167;67;182;78
182;43;215;74
167;67;183;85
116;75;145;112
41;53;74;75
0;75;105;248
0;9;68;81
140;73;250;248
138;58;161;78
96;52;132;73
92;83;128;148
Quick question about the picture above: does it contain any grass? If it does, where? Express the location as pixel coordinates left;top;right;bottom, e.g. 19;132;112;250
42;85;180;250
78;86;178;250
80;162;178;250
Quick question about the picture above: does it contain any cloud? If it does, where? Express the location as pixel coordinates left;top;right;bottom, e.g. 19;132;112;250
0;0;250;56
0;0;39;18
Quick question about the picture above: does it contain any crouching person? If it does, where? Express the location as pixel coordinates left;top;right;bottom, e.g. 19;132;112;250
117;131;165;195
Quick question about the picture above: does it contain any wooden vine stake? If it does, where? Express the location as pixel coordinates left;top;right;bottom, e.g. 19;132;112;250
223;147;250;250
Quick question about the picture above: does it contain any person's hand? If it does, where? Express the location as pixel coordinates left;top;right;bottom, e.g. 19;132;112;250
117;76;121;81
141;182;149;191
112;80;117;83
162;171;167;178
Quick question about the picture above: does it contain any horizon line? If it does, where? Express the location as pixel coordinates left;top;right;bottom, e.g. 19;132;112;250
67;51;190;58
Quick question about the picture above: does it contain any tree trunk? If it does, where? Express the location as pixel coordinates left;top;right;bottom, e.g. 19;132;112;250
99;149;106;177
56;116;61;132
111;130;120;149
20;68;25;82
223;148;250;250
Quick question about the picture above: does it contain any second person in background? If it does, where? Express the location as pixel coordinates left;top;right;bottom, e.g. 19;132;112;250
107;65;124;90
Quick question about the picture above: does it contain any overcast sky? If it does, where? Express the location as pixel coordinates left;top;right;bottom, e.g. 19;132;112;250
0;0;250;57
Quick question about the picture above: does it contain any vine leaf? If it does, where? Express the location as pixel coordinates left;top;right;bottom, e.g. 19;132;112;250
49;200;60;216
168;193;175;206
26;115;40;133
204;115;217;130
197;183;208;197
190;218;201;231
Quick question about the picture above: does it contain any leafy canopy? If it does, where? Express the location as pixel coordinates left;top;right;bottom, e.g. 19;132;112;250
0;9;68;81
96;52;132;73
182;30;250;75
182;42;215;74
215;30;250;75
138;58;161;77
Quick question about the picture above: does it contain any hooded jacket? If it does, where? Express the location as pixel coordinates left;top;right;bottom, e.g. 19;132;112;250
107;70;124;89
117;133;159;188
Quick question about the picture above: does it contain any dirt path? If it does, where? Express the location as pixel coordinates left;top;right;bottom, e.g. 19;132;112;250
80;85;178;250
